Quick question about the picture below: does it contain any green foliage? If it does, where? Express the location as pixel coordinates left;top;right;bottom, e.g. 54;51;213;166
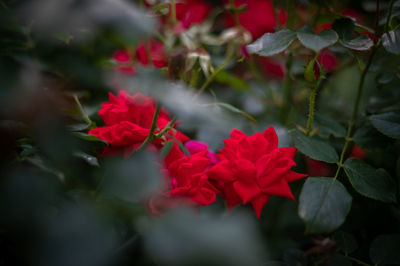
246;30;296;56
298;177;352;234
297;27;338;52
369;234;400;265
369;111;400;139
382;30;400;54
344;158;397;203
333;231;358;255
289;130;339;163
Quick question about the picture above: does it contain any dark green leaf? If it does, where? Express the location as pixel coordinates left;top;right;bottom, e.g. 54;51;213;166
370;234;400;265
246;29;297;56
298;177;352;234
67;123;91;132
382;30;400;54
377;71;395;84
332;17;356;40
160;140;174;159
289;129;339;163
283;249;308;266
314;114;346;138
343;158;397;203
327;254;352;266
74;151;100;167
333;231;358;254
72;132;109;145
217;102;256;122
353;124;390;149
215;70;251;92
340;36;374;51
297;27;338;52
369;112;400;139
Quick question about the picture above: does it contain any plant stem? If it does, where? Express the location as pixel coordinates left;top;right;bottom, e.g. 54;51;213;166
333;0;382;180
345;255;372;266
271;0;281;29
229;0;240;26
194;44;235;99
280;52;293;124
384;0;395;33
286;0;296;29
170;0;177;25
135;102;161;153
73;94;92;126
306;85;317;136
333;44;377;180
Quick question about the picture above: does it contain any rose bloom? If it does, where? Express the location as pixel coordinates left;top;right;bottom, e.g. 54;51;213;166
207;127;307;218
149;142;219;214
88;91;189;157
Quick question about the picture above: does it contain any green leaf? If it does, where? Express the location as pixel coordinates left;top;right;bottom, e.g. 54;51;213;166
343;158;397;203
370;234;400;265
332;17;355;40
298;177;352;234
333;231;358;255
377;71;395;84
217;102;256;123
289;129;339;163
215;70;251;92
74;151;100;167
160;140;174;159
340;36;374;51
246;29;297;56
314;114;346;138
72;132;109;145
382;30;400;55
297;27;338;52
369;112;400;139
332;18;373;51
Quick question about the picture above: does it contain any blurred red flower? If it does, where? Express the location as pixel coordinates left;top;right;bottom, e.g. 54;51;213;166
88;91;189;157
306;158;335;177
207;127;307;218
224;0;285;40
112;39;166;75
175;0;212;30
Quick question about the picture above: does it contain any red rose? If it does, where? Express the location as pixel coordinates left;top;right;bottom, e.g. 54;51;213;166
224;0;286;40
88;91;189;157
185;140;218;165
149;143;219;214
207;127;307;218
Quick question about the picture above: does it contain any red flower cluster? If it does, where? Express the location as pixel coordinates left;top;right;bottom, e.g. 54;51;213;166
88;91;189;157
112;39;167;75
90;91;307;217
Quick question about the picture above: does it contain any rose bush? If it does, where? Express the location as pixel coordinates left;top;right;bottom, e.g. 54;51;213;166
1;0;399;265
